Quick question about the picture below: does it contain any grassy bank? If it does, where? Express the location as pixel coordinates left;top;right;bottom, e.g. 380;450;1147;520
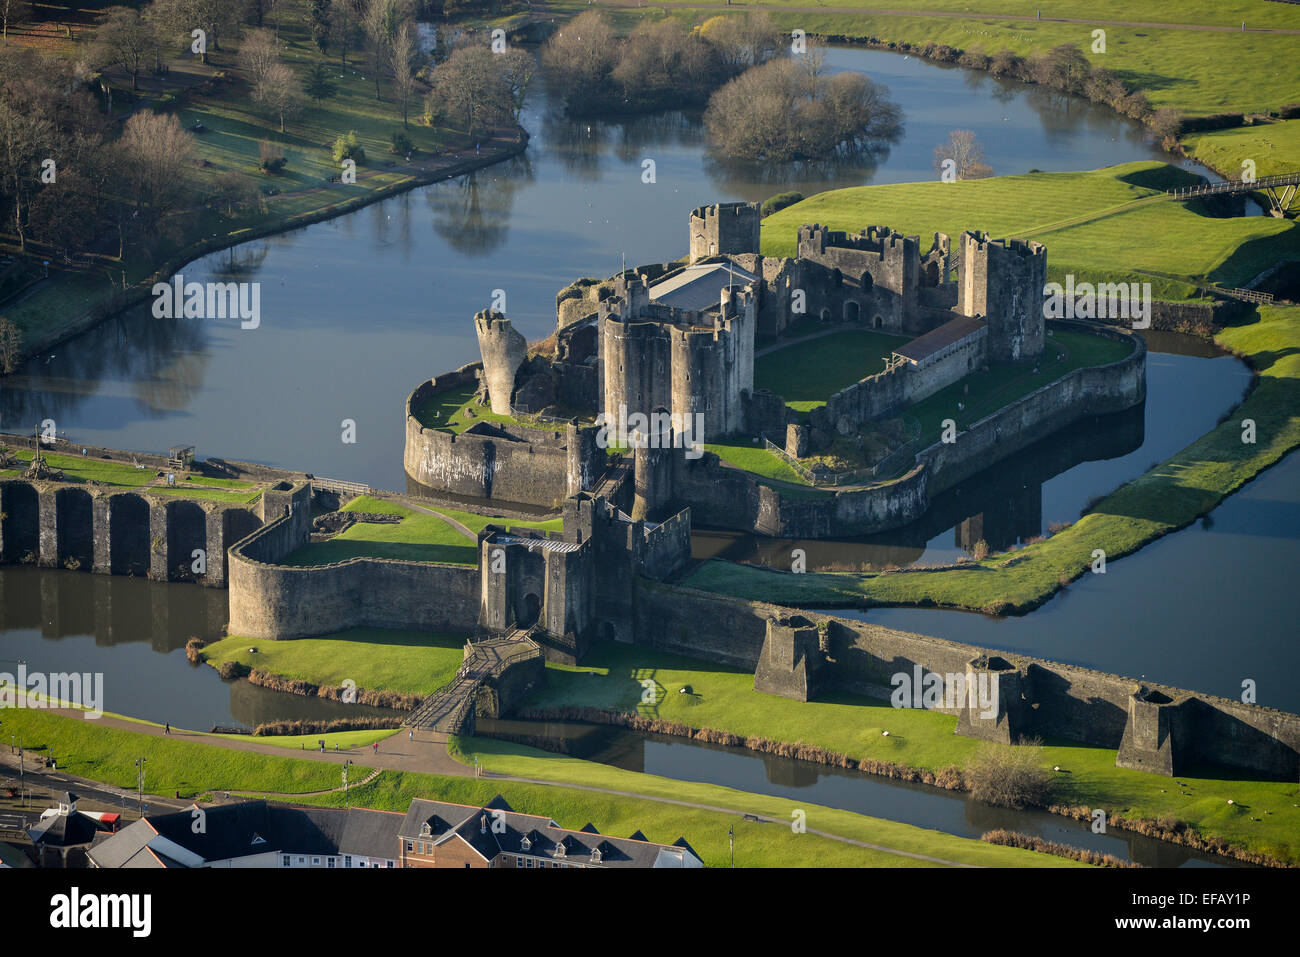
510;641;1300;863
448;735;1087;867
635;0;1300;121
3;707;356;797
6;706;1069;866
200;627;467;699
0;450;265;504
1183;120;1300;182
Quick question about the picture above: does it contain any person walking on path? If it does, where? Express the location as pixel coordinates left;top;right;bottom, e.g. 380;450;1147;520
372;741;379;756
408;730;413;741
164;723;170;735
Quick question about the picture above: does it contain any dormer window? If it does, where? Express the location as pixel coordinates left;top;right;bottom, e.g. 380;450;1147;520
520;836;531;851
590;848;602;864
419;822;432;838
554;841;566;858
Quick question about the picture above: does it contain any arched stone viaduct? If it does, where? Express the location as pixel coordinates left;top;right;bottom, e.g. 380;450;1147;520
0;479;303;587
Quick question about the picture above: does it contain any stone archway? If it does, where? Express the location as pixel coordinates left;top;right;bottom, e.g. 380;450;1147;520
55;487;94;571
165;499;207;581
108;493;150;576
844;300;861;323
0;482;39;563
520;592;541;628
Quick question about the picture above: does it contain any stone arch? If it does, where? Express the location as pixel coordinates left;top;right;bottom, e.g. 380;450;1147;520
872;314;883;330
831;267;843;288
108;493;150;576
924;261;940;286
844;300;861;323
0;481;39;563
222;508;261;550
860;271;873;292
55;487;94;571
164;499;207;581
600;621;617;643
519;592;541;628
819;307;832;322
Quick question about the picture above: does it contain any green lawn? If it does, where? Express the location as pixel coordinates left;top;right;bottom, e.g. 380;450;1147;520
906;329;1132;446
0;450;264;504
201;628;467;699
756;329;910;413
3;707;355;799
705;438;815;486
510;640;1300;864
763;163;1300;304
413;384;590;435
282;495;478;566
1184;120;1300;182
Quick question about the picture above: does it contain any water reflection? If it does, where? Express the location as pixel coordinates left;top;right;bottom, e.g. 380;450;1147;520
0;566;394;729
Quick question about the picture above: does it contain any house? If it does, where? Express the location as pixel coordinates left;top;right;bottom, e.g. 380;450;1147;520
27;792;101;867
397;795;704;868
87;800;400;869
88;795;704;869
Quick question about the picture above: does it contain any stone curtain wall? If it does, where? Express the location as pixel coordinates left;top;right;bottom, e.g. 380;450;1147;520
227;498;478;640
631;580;1300;779
917;322;1145;495
404;377;601;508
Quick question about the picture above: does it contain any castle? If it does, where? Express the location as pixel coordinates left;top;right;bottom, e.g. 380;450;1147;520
401;201;1116;540
472;201;1047;455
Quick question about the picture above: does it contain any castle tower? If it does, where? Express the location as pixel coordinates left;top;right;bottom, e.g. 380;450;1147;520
474;309;528;416
959;232;1046;364
689;202;760;262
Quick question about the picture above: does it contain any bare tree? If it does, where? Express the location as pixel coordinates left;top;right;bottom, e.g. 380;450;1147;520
934;129;993;180
255;61;303;133
94;7;155;91
498;47;534;123
0;100;52;250
426;45;509;143
388;19;416;127
0;315;22;375
116;111;196;236
238;28;280;90
362;0;410;100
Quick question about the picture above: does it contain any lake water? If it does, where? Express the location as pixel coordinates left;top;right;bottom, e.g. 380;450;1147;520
0;44;1191;489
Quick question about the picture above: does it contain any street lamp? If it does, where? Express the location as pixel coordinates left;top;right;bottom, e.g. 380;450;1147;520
134;757;146;819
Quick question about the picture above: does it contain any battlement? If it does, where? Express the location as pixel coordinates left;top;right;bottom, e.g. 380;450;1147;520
689;201;760;261
963;231;1046;262
797;224;914;259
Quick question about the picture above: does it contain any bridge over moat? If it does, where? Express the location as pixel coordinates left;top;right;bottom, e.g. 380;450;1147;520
403;631;545;736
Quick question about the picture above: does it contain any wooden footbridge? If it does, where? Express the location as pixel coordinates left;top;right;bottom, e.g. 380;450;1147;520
1166;171;1300;218
403;630;542;735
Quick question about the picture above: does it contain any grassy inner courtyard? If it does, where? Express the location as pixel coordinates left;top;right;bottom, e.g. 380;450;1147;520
281;495;562;567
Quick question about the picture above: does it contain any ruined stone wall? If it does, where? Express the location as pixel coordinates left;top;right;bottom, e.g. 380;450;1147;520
629;582;1300;778
405;379;600;508
917;322;1145;494
228;514;478;640
474;311;528;415
960;232;1046;363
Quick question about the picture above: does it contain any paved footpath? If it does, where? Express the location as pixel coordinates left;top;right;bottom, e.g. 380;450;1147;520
9;708;980;866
